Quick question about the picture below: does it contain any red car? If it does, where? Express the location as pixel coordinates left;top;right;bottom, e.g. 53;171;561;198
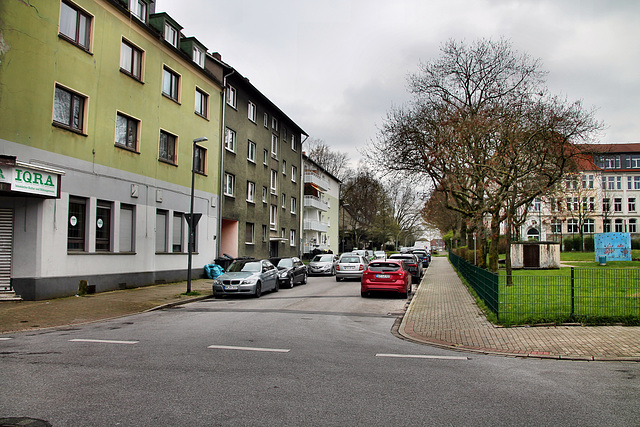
360;260;412;298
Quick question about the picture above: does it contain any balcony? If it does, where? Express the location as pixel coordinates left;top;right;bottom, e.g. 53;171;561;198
303;219;329;232
304;171;328;191
303;195;329;212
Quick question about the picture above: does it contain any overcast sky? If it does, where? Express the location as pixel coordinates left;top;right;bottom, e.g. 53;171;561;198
160;0;640;165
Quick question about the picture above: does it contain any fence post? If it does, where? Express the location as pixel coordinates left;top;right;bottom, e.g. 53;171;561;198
571;267;575;318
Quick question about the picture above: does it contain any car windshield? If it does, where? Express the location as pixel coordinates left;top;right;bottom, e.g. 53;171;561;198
340;256;360;264
277;259;293;268
228;261;261;273
313;255;334;262
390;255;412;260
368;262;400;272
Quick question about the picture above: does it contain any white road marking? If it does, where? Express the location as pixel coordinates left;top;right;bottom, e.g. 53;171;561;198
69;339;138;345
0;337;13;341
376;353;468;360
208;344;290;353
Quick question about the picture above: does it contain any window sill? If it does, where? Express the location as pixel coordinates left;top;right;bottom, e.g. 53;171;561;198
195;112;209;120
162;92;181;105
52;122;87;136
119;68;144;83
58;34;93;55
115;143;140;154
158;158;178;167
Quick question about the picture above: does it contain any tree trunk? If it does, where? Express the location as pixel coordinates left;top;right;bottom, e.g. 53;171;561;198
505;210;513;285
488;215;500;272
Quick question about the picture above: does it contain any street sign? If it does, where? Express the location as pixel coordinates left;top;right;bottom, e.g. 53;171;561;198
185;213;202;228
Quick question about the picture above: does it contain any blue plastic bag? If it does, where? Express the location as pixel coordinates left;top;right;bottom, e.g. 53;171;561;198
204;263;224;279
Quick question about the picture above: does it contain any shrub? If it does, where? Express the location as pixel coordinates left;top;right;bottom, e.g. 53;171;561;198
584;236;595;251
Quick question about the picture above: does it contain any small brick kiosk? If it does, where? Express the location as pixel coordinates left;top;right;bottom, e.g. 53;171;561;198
510;242;561;269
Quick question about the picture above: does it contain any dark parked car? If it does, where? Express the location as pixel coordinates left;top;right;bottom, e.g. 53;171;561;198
411;249;430;268
387;253;423;284
361;260;412;298
271;257;308;288
212;259;279;297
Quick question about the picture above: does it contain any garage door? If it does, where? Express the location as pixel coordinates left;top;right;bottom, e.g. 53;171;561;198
0;209;13;290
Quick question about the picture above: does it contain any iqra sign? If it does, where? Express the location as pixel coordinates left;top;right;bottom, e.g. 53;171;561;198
0;163;63;198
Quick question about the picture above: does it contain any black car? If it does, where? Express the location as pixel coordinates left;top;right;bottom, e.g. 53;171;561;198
270;257;308;288
411;249;430;268
388;253;423;284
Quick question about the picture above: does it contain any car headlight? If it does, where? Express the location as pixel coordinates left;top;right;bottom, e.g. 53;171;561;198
279;271;289;278
241;278;257;284
213;279;222;286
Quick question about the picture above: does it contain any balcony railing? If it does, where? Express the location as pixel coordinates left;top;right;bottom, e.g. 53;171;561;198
303;219;329;232
303;195;329;211
304;171;328;191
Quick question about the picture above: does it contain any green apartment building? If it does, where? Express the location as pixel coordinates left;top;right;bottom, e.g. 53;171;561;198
220;71;307;259
0;0;226;299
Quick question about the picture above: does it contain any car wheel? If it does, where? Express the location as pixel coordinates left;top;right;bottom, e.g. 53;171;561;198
331;267;336;276
301;273;307;285
254;282;262;298
273;280;280;292
336;276;342;282
287;275;294;288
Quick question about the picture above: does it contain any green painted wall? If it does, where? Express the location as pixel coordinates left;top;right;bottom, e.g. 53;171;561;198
0;0;222;193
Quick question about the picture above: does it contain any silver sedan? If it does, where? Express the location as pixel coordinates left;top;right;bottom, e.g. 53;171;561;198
213;259;279;297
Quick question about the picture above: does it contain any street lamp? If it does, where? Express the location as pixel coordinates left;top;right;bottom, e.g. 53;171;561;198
187;137;208;293
342;203;349;253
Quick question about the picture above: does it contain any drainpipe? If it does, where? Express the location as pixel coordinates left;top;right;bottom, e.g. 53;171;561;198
299;135;309;257
217;68;235;258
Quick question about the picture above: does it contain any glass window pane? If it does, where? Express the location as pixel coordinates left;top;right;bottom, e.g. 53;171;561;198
54;87;71;125
156;211;167;252
119;205;134;252
59;3;77;40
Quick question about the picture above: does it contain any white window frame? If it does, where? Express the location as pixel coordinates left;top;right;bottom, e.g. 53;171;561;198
264;113;269;128
290;229;296;247
290;197;297;214
245;222;255;245
59;1;92;51
224;173;235;197
192;45;205;68
247;140;256;163
262;187;268;203
247;182;256;203
291;165;297;182
224;127;236;152
271;134;278;158
195;87;208;118
164;23;179;47
270;205;277;230
130;0;147;22
120;38;143;80
162;66;180;102
248;101;257;122
270;169;277;194
226;86;237;108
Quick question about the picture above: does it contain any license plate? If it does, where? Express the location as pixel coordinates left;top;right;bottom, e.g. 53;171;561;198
223;285;238;290
376;274;390;279
344;266;355;270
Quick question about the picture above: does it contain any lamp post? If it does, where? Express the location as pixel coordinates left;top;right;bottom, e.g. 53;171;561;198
341;203;349;253
187;137;208;293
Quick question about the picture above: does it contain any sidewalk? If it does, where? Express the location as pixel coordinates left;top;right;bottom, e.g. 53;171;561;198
0;279;212;334
399;257;640;361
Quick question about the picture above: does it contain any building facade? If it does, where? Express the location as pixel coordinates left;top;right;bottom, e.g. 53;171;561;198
0;0;225;299
302;155;341;257
519;143;640;243
219;71;307;259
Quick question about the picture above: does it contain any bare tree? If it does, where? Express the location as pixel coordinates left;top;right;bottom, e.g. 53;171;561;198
305;138;352;182
368;38;602;272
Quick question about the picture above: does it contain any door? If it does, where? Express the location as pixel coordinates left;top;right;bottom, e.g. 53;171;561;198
523;244;540;268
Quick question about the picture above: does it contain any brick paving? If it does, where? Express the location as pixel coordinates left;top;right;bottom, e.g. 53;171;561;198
400;257;640;361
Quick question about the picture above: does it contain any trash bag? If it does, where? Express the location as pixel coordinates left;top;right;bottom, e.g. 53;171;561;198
205;263;225;279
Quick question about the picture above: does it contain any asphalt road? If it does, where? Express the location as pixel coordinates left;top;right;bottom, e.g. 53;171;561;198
1;275;639;426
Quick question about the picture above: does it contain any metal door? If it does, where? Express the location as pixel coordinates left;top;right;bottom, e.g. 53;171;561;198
523;244;540;268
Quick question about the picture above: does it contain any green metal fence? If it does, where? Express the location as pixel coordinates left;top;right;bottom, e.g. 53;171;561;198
449;252;640;325
448;250;499;314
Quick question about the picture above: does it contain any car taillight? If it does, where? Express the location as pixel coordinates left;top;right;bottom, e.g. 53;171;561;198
359;265;364;271
408;263;417;267
336;265;340;271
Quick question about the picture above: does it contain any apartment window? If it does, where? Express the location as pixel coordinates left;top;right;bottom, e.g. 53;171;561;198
162;66;179;101
566;197;578;211
120;39;143;80
281;228;286;239
159;130;177;164
224;173;235;197
551;220;562;234
628;176;633;190
614;198;622;212
291;165;297;182
224;128;236;152
583;219;595;234
282;160;287;176
262;225;268;242
263;149;268;165
195;88;208;118
192;45;205;68
615;219;625;233
589;197;595;211
272;117;279;131
247;140;256;162
226;86;237;108
53;85;85;132
635;176;640;190
630;219;637;233
173;213;184;252
248;101;257;122
264;113;269;128
156;210;167;252
603;198;610;212
247;182;256;203
603;219;611;233
262;187;267;203
164;23;179;47
130;0;147;22
59;1;91;50
567;219;579;234
291;197;297;213
245;223;255;244
291;134;297;151
270;169;277;194
581;174;594;189
290;229;296;247
271;134;278;158
95;200;112;251
115;112;139;150
629;198;636;212
194;145;206;174
119;204;135;252
281;193;286;209
68;196;86;251
270;205;277;229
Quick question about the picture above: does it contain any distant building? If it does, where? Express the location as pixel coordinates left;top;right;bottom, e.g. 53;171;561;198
302;155;341;256
0;0;225;299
